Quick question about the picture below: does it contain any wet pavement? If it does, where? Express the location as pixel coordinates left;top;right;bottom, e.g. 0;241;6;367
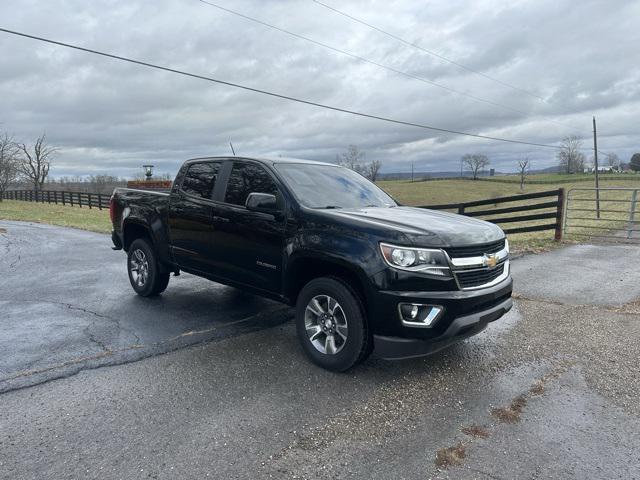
0;221;290;393
0;220;639;479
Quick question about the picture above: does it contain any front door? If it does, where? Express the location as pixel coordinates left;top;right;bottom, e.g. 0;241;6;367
212;161;285;293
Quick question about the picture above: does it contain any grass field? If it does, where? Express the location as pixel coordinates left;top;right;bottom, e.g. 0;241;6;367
1;173;638;253
377;174;640;205
0;200;111;234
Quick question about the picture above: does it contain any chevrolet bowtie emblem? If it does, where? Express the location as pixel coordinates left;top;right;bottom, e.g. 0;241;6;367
483;254;498;268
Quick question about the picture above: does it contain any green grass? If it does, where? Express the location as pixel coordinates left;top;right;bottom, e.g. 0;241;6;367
0;200;111;234
377;175;639;205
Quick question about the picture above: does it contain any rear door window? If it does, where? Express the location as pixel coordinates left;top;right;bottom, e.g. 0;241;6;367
181;162;221;199
224;162;278;206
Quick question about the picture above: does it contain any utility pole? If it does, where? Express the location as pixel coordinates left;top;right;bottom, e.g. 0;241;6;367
460;158;463;177
229;140;236;156
411;162;414;182
593;116;600;218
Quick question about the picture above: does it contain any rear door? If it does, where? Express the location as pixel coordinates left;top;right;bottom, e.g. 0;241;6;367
212;160;286;293
168;160;223;272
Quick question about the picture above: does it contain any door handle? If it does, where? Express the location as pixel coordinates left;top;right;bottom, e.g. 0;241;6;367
213;215;230;223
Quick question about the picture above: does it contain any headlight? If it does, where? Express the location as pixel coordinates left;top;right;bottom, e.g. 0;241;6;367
380;243;451;276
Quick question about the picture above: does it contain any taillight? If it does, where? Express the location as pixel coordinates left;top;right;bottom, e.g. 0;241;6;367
109;196;116;224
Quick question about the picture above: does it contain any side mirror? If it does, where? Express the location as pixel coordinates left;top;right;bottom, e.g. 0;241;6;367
245;192;279;214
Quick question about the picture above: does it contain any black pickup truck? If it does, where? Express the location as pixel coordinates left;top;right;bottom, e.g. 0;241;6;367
110;156;512;371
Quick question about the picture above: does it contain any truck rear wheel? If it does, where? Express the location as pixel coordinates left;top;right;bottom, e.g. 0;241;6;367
127;238;170;297
295;277;371;372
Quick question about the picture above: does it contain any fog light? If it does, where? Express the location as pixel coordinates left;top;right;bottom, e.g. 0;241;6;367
398;303;444;328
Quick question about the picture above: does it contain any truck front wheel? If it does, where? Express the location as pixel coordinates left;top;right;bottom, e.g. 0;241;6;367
127;238;170;297
295;277;371;372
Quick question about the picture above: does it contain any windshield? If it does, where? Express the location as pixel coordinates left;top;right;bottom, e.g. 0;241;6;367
275;163;397;209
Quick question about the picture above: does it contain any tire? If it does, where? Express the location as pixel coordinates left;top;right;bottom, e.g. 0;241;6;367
127;238;170;297
295;276;371;372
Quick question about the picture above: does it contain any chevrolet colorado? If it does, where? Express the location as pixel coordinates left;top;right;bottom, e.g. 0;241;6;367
110;156;512;371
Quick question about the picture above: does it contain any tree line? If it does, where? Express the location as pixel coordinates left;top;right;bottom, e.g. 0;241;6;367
2;132;638;203
0;130;178;200
458;135;638;191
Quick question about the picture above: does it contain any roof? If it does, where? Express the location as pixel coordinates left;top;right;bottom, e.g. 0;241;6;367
183;155;337;167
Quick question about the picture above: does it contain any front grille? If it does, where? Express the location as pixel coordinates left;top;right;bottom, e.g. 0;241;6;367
445;239;505;258
455;264;505;289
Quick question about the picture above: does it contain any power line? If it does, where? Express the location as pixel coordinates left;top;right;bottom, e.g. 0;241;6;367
0;27;563;150
198;0;584;135
197;0;550;121
311;0;545;102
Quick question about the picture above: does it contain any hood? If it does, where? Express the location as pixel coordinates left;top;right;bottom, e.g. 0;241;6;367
325;206;504;247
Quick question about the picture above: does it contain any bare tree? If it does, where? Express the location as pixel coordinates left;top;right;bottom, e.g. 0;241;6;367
557;135;585;174
336;144;365;173
462;153;490;180
335;145;383;181
365;159;382;182
18;133;56;191
517;158;530;191
0;133;20;201
605;152;620;170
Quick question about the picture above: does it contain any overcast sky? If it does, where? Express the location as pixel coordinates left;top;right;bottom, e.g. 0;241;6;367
1;0;639;178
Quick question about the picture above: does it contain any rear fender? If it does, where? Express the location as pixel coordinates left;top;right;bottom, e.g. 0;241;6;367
122;216;173;266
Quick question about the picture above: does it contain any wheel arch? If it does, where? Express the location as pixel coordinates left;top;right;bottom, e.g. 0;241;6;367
122;220;153;252
285;254;371;312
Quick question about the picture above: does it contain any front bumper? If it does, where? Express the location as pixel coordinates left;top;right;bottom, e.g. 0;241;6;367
373;295;512;360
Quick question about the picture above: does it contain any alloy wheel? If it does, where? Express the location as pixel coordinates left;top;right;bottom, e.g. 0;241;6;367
304;295;348;355
129;248;149;287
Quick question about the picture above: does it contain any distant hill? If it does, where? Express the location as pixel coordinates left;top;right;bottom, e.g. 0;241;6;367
530;165;561;174
378;170;507;180
379;165;560;180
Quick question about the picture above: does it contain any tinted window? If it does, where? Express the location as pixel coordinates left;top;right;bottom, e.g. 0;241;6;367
181;162;221;199
274;164;396;209
224;162;278;206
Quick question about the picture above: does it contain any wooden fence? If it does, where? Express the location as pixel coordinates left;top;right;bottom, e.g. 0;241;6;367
420;188;565;240
3;188;567;240
2;190;110;210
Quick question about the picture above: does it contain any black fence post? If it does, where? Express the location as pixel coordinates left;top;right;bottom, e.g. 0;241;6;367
555;188;565;241
98;194;103;210
88;193;93;209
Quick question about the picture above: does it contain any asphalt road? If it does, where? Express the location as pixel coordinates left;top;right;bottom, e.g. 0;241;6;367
1;220;639;480
0;220;291;393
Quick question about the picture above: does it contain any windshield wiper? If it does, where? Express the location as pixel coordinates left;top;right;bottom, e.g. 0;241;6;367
317;205;343;209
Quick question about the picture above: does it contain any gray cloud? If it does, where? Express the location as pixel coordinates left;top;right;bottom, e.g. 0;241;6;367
1;0;639;178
